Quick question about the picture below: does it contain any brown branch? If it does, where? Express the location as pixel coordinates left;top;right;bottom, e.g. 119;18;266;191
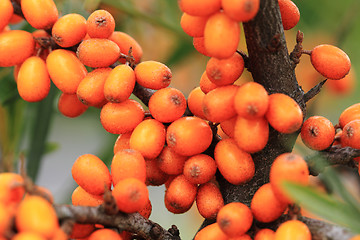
54;204;181;240
289;30;304;68
303;79;327;103
306;146;360;176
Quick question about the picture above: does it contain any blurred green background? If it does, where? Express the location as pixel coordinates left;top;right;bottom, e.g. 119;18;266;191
0;0;360;238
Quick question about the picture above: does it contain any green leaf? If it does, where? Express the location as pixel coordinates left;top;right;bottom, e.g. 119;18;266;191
0;68;20;105
284;182;360;234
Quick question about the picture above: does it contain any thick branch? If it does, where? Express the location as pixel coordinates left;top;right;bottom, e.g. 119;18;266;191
54;204;181;240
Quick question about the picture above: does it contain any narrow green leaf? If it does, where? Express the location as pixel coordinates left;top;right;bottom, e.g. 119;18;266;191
284;182;360;234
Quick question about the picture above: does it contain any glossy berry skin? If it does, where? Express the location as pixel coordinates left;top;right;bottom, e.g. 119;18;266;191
310;44;351;80
301;116;335;151
274;220;311;240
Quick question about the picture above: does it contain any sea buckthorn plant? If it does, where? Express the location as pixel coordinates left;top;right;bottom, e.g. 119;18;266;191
0;0;360;240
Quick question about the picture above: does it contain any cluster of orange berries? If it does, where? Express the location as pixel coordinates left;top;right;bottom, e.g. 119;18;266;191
0;172;66;240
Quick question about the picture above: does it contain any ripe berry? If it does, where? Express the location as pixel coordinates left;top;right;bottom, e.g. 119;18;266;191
341;120;360;149
17;56;50;102
157;146;188;175
100;100;144;134
266;93;303;134
196;182;224;219
134;61;172;90
0;30;35;67
200;70;218;94
71;186;104;207
217;202;253;237
46;49;87;94
0;0;13;32
339;103;360;129
21;0;58;29
278;0;300;30
183;154;217;185
270;153;309;204
166;117;213;156
274;220;311;240
113;132;132;154
301;116;335;150
187;87;206;119
77;38;120;68
109;31;143;63
204;12;240;59
179;0;221;16
58;93;88;118
194;223;228;240
214;139;255;185
251;183;288;223
129;119;166;159
254;228;275;240
71;154;111;196
112;178;149;213
310;44;351;80
86;10;115;39
88;229;122;240
52;13;87;48
206;53;245;86
111;149;146;186
222;0;260;22
145;158;169;186
180;13;208;37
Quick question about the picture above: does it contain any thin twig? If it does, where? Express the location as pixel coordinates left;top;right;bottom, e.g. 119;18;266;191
303;79;327;102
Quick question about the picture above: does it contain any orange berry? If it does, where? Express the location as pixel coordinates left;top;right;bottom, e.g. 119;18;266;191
17;56;50;102
111;149;146;185
196;182;224;219
254;229;275;240
113;132;132;154
278;0;300;30
339;103;360;129
58;93;88;118
104;64;135;103
0;0;13;32
16;195;59;238
195;223;228;240
229;234;252;240
0;30;35;67
145;158;169;186
266;93;303;134
341;120;360;149
89;229;122;240
21;0;58;29
206;53;245;86
270;153;309;204
166;117;213;156
179;0;221;16
86;10;115;39
200;70;218;94
112;178;149;213
234;116;269;153
214;139;255;185
46;49;87;94
234;82;269;119
193;37;211;57
220;116;237;138
217;202;253;237
149;87;187;123
69;224;95;239
222;0;260;22
251;183;288;223
310;44;351;80
100;100;144;134
188;87;206;119
109;31;143;63
52;13;87;48
71;154;111;196
301;116;335;150
157;146;188;175
203;85;239;123
0;172;24;204
183;154;217;184
274;220;311;240
72;186;104;207
204;12;240;59
12;232;47;240
134;61;172;90
180;13;208;37
77;68;112;107
129;119;166;159
165;175;197;214
77;38;120;68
